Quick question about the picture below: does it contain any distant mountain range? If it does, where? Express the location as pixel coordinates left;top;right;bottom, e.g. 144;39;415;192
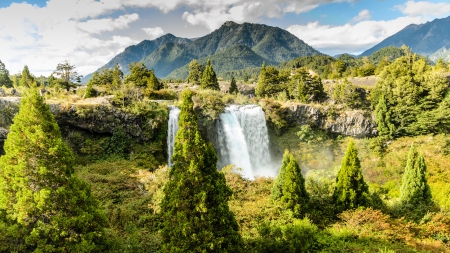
83;21;321;82
84;16;450;83
360;16;450;62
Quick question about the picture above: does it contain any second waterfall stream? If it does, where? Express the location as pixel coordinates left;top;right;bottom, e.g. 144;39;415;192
167;105;277;179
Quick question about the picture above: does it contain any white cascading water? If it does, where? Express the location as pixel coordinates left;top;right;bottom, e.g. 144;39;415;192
167;106;180;167
167;105;277;178
216;105;274;179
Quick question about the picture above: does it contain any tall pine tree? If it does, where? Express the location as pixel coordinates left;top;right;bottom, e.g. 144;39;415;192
19;65;35;88
332;140;370;212
375;94;395;139
271;150;309;216
400;144;432;205
0;89;109;252
161;89;242;252
0;60;13;88
200;59;220;90
228;76;238;94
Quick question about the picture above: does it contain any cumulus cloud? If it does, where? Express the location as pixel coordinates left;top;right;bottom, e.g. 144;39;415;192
395;1;450;17
142;27;165;39
352;9;371;22
78;14;139;34
0;1;142;76
287;16;425;55
180;0;357;31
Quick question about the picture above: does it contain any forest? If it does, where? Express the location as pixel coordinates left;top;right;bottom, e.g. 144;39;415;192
1;45;450;252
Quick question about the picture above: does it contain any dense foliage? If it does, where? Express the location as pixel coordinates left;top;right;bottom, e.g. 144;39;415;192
271;150;309;216
373;46;450;138
333;140;370;212
400;144;432;206
161;89;242;252
0;89;109;252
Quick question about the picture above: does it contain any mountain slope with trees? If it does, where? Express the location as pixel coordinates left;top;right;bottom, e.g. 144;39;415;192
85;21;322;80
167;45;278;79
82;34;191;82
360;15;450;60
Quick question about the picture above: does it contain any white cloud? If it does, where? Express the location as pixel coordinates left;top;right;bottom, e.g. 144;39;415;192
287;16;425;55
395;1;450;17
0;1;141;76
142;27;165;39
180;0;358;31
352;9;371;22
78;14;139;34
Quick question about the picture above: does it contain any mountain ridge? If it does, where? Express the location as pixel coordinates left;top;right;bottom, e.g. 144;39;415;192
360;16;450;59
83;21;322;81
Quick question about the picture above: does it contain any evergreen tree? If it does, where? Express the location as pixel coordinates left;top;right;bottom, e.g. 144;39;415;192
0;60;13;88
289;68;325;102
0;89;109;251
187;59;204;86
333;140;370;212
228;76;238;94
19;65;35;87
375;94;395;139
400;144;432;205
200;59;219;90
161;89;242;252
112;63;123;88
255;62;286;97
85;80;96;98
271;150;309;216
147;69;160;90
124;62;151;87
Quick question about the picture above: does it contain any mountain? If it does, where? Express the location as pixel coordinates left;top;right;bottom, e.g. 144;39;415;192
429;45;450;62
167;44;278;79
182;21;320;63
84;21;322;81
360;16;450;59
141;42;195;78
82;34;191;82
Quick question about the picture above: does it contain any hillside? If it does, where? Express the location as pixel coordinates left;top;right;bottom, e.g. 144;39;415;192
167;45;278;79
82;34;191;82
360;16;450;60
85;21;322;80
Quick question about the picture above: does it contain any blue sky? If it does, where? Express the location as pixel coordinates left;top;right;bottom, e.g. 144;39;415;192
1;0;450;76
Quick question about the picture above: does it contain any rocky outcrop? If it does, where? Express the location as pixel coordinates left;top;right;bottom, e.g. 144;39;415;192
0;97;168;142
285;103;377;138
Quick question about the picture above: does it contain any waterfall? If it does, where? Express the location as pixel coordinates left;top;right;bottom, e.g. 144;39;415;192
167;106;180;167
167;104;277;178
217;108;254;179
216;105;275;178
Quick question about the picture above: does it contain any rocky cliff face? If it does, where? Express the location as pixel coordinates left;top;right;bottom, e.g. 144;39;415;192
0;97;168;143
0;97;376;149
284;103;376;137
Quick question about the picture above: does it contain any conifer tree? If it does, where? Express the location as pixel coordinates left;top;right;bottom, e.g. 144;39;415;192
400;144;432;205
228;76;238;94
0;60;13;88
112;63;123;88
271;150;309;216
19;65;35;87
0;89;109;251
147;69;160;90
85;79;96;98
255;62;267;97
161;89;242;252
333;140;370;211
375;94;395;139
187;59;204;86
124;62;151;87
200;59;219;90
